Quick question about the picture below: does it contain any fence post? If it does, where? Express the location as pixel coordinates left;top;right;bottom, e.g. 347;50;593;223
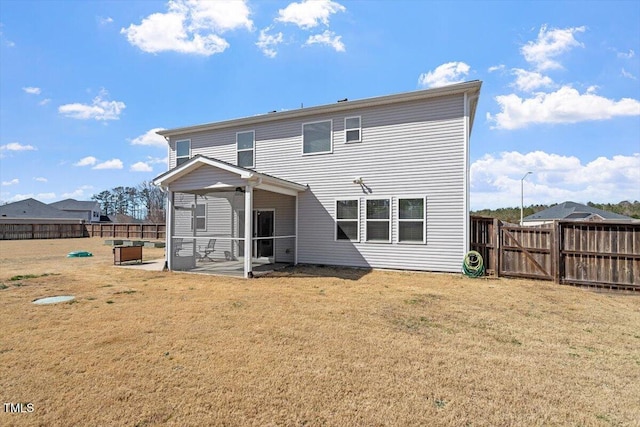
552;221;560;284
494;218;501;277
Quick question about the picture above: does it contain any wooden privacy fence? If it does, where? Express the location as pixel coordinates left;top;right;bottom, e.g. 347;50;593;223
470;216;639;290
85;223;166;240
0;223;87;240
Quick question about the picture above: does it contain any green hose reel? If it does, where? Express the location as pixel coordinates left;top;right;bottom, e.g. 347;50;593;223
463;250;485;278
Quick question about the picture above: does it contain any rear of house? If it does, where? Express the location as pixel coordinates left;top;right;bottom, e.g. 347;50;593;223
153;81;481;277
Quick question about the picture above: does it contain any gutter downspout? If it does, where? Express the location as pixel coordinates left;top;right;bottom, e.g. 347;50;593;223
463;91;479;260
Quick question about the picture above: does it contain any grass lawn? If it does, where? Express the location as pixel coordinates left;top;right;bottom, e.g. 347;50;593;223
1;238;638;426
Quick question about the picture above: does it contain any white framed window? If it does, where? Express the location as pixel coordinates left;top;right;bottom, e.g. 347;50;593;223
335;199;359;241
302;120;332;155
176;139;191;166
397;197;426;243
365;198;391;242
345;116;361;143
192;204;206;231
237;131;255;168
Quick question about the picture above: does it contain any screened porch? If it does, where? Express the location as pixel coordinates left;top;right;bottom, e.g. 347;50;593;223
153;156;306;278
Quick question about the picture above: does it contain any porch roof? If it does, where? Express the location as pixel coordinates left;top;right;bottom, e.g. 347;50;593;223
152;155;308;197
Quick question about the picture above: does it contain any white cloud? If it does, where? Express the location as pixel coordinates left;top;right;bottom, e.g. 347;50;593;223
511;68;554;92
74;156;97;167
2;179;19;186
130;162;153;172
470;151;640;209
617;49;635;59
121;0;252;56
39;98;51;106
130;128;167;147
0;24;15;47
621;68;637;80
92;159;123;170
99;16;114;25
487;85;640;130
276;0;345;29
257;27;284;58
305;30;344;52
34;177;48;182
23;87;41;95
1;142;36;152
147;156;168;165
59;89;125;121
62;185;93;199
521;25;585;71
488;64;505;72
418;62;470;88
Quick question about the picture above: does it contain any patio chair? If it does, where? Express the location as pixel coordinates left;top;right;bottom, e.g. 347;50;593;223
199;239;216;262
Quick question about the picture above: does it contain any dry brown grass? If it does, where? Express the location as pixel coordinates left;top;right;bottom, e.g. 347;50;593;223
0;238;638;426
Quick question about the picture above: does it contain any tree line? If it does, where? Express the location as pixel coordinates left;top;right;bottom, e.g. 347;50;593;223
91;181;166;223
472;200;640;224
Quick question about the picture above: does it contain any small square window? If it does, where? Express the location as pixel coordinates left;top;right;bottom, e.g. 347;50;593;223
345;116;361;143
176;139;191;166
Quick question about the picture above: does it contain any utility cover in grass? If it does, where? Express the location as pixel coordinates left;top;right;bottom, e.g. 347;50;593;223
33;296;75;305
67;251;93;257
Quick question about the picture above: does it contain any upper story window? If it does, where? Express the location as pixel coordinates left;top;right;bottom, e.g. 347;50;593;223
336;199;359;241
303;120;332;155
366;198;391;242
176;139;191;166
345;116;361;143
398;197;426;243
237;131;255;168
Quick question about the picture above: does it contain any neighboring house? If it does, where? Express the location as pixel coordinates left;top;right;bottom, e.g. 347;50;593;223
0;198;84;221
49;199;102;223
522;201;635;226
152;81;482;278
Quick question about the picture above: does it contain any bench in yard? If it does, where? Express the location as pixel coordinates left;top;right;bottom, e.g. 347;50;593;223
113;245;143;265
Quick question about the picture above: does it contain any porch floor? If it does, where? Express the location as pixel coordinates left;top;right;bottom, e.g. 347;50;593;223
115;257;290;278
190;258;290;277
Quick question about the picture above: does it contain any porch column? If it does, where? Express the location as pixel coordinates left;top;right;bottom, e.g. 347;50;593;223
294;194;298;265
243;185;253;278
167;191;174;270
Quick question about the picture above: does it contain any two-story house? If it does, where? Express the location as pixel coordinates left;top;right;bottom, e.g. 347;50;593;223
152;80;482;278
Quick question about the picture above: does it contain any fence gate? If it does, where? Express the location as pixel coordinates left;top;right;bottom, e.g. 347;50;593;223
499;225;554;281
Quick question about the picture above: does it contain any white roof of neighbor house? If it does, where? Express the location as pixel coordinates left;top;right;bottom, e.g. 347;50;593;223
157;80;482;138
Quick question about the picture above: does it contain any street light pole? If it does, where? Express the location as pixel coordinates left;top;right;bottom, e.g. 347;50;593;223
520;171;532;225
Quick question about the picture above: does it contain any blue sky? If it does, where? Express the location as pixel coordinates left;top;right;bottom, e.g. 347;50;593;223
1;0;638;210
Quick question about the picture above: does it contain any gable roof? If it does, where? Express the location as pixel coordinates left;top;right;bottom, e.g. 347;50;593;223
49;198;99;211
523;201;633;222
157;80;482;138
0;198;85;220
153;155;308;197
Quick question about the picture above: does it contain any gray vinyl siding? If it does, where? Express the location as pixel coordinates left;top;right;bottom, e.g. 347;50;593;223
167;94;467;272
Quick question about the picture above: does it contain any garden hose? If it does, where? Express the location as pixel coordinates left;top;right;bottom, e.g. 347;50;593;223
463;250;485;278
